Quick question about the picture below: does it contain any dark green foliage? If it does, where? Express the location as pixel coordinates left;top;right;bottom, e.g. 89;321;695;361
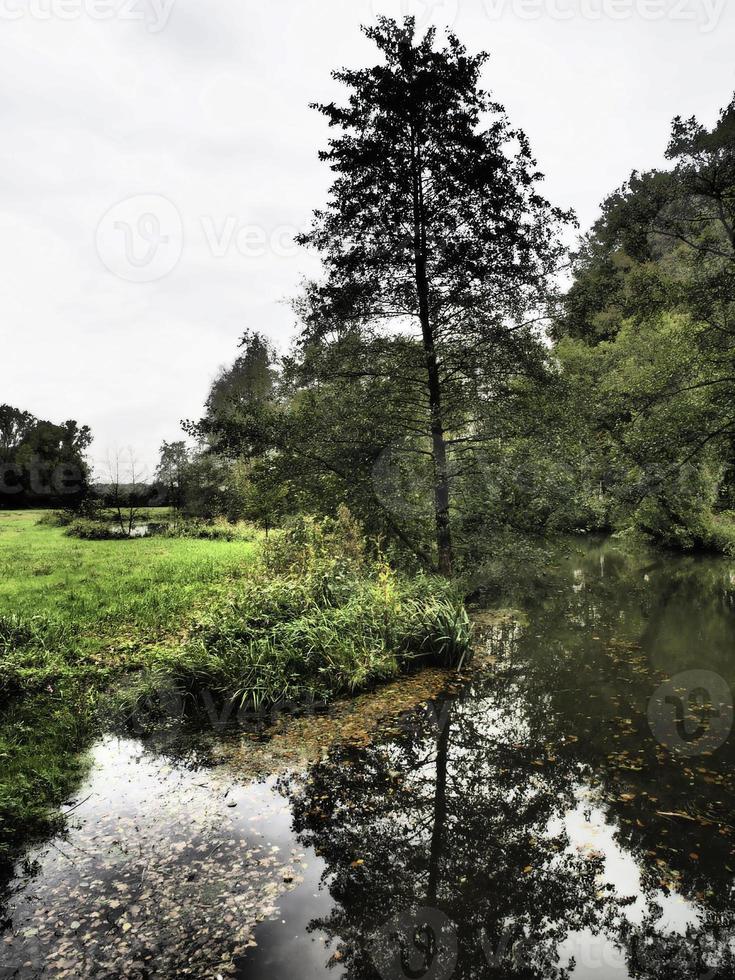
293;17;572;575
153;518;258;542
64;518;122;540
154;440;190;509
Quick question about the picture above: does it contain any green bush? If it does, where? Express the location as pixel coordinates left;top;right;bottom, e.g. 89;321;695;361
262;506;368;577
64;518;122;540
36;510;76;528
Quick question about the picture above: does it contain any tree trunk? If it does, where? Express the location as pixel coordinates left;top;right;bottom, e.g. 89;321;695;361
411;131;454;577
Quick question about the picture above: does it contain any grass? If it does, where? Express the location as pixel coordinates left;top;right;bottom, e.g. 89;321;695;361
0;510;260;653
145;572;471;712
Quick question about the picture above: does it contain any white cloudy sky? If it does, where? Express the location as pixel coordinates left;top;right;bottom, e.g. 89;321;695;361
1;0;733;476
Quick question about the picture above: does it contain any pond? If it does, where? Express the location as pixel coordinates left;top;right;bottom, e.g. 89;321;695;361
3;536;735;979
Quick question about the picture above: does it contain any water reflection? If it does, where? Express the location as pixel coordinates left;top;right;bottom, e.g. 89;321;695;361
272;539;735;979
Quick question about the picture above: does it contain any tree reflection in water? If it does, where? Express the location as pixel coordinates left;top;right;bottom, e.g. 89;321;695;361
280;539;735;979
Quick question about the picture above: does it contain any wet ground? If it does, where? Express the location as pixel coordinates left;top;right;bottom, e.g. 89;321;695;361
3;537;735;978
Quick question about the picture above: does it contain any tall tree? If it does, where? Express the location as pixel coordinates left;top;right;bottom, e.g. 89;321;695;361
297;16;572;575
184;330;281;460
0;405;36;463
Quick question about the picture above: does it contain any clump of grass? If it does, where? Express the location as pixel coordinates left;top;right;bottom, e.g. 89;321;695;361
145;508;472;711
0;614;99;871
0;612;46;651
0;614;80;697
35;510;76;528
0;688;97;874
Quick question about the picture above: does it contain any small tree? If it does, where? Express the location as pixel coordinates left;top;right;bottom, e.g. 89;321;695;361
154;440;190;511
105;450;149;538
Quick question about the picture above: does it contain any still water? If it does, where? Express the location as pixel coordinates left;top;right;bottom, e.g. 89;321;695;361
3;537;735;978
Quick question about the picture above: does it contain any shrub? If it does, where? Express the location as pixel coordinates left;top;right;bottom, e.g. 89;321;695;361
36;498;104;528
36;511;76;528
151;518;258;542
262;505;368;579
64;519;121;540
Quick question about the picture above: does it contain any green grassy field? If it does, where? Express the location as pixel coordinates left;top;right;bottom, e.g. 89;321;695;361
0;510;259;655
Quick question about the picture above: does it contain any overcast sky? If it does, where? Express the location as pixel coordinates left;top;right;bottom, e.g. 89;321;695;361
1;0;733;476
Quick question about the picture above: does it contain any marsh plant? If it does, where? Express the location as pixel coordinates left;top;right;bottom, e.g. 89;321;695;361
141;508;472;714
